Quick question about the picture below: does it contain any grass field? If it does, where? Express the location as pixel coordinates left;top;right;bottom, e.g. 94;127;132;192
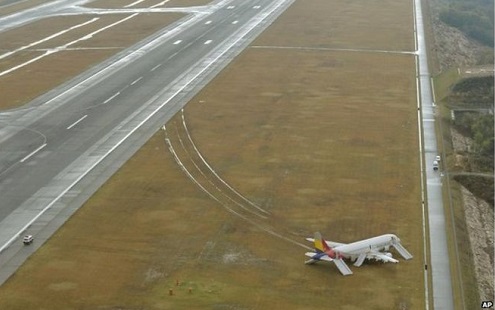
0;0;426;309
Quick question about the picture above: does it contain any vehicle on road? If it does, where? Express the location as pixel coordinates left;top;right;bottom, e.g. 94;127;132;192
23;235;33;245
433;160;439;171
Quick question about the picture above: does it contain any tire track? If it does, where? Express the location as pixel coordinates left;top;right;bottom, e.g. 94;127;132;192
162;123;311;250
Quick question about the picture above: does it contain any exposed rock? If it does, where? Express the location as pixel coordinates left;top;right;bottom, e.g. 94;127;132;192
461;186;494;301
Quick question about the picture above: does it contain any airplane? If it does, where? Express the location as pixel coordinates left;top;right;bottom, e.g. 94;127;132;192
304;232;413;275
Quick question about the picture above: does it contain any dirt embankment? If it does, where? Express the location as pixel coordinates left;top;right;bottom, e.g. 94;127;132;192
450;125;494;301
427;0;493;72
431;19;489;72
450;118;494;303
461;186;494;302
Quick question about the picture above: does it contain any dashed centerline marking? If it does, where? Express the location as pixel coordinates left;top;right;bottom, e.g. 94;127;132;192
253;5;261;9
204;40;212;45
167;51;179;61
151;63;162;71
227;6;235;9
103;92;120;104
124;0;146;7
232;20;239;24
205;20;212;25
20;143;47;163
131;76;143;85
173;40;182;45
67;114;88;130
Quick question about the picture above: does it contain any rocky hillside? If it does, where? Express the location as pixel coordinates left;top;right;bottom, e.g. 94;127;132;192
428;0;493;72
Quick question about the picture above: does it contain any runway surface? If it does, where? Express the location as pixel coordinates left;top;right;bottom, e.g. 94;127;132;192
414;0;455;308
0;0;294;283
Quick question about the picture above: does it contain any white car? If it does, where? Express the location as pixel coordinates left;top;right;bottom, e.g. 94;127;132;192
435;155;441;162
433;160;439;171
23;235;33;245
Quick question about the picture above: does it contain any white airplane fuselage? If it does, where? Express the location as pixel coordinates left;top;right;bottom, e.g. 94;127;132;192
332;234;398;260
305;232;412;275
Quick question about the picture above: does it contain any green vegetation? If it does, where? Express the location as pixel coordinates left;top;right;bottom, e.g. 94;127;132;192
433;68;461;102
449;76;494;172
449;76;494;106
455;113;494;153
454;174;494;206
472;114;494;158
439;0;494;47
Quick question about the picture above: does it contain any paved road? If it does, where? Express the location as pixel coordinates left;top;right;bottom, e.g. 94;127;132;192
414;0;455;308
0;0;294;284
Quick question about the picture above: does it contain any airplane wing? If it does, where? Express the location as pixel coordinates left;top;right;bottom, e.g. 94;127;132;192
304;252;353;275
333;258;353;275
392;243;413;260
305;238;346;248
373;252;399;263
363;251;399;264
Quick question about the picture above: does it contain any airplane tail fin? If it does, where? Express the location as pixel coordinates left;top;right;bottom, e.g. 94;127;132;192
308;232;353;276
314;232;331;253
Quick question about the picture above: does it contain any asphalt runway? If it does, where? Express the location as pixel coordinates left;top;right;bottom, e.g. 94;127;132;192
414;0;455;308
0;0;294;283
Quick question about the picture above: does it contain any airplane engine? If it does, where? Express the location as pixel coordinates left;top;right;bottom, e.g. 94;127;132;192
375;252;393;262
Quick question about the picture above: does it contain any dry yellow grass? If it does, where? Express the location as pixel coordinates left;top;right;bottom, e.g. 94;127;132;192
253;0;414;51
0;0;426;309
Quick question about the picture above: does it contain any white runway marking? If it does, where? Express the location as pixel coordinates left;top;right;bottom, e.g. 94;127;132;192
124;0;146;8
0;14;138;78
151;63;162;71
253;5;261;9
20;143;47;163
205;20;212;25
130;76;143;85
251;45;416;55
232;20;238;24
150;0;170;8
227;6;235;9
167;51;179;60
204;40;212;45
173;40;182;45
103;92;120;104
0;18;99;61
67;115;88;130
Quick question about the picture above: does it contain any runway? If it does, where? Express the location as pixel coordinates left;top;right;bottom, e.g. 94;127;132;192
414;0;455;308
0;0;294;283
